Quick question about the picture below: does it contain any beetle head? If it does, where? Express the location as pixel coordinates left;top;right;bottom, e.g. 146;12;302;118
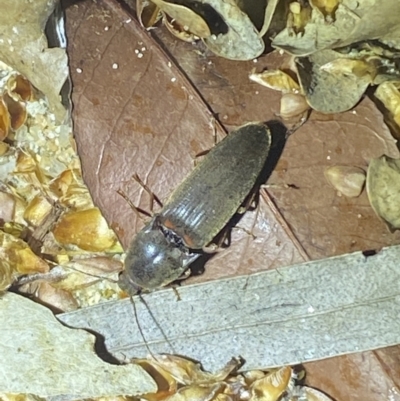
118;217;188;293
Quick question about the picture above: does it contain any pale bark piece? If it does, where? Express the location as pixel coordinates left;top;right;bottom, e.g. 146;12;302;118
0;292;156;400
59;246;400;373
65;0;305;283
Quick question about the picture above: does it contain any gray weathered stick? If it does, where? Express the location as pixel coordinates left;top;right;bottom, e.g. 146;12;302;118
59;246;400;372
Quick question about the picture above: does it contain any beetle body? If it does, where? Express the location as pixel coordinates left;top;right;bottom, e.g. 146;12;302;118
119;123;271;293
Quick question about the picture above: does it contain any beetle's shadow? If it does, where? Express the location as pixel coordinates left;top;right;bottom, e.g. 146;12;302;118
189;120;288;277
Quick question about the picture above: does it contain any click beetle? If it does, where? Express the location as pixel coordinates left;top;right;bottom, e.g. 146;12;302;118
118;122;272;294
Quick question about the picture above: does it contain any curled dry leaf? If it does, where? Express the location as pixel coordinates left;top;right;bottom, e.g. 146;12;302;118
287;1;312;35
202;0;264;60
249;366;293;401
296;50;371;113
0;258;13;291
366;155;400;232
137;0;162;28
2;93;27;131
48;168;94;210
165;383;224;401
163;14;201;42
242;370;266;386
375;80;400;130
52;207;121;252
324;166;366;198
280;93;310;119
151;355;241;386
286;385;335;401
249;70;300;93
150;0;211;38
0;96;10;140
6;74;34;102
0;1;68;123
135;359;177;401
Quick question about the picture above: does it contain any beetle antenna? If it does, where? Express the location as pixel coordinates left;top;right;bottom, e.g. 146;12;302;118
135;293;177;357
129;295;157;360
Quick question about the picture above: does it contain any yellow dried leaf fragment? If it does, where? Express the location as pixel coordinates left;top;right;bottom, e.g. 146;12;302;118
309;0;340;20
52;208;119;252
0;230;49;276
249;366;292;401
23;195;52;227
249;70;300;93
375;81;400;128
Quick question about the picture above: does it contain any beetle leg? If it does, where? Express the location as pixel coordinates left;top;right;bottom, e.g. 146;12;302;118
193;117;219;166
237;190;259;214
202;242;225;254
233;226;257;240
132;173;163;213
117;189;152;221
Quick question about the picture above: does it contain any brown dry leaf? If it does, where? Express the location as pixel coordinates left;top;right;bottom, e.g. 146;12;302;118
305;352;400;401
324;165;366;198
366;155;400;232
18;281;79;312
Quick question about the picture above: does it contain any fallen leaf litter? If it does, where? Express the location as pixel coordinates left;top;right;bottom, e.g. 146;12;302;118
1;0;400;400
